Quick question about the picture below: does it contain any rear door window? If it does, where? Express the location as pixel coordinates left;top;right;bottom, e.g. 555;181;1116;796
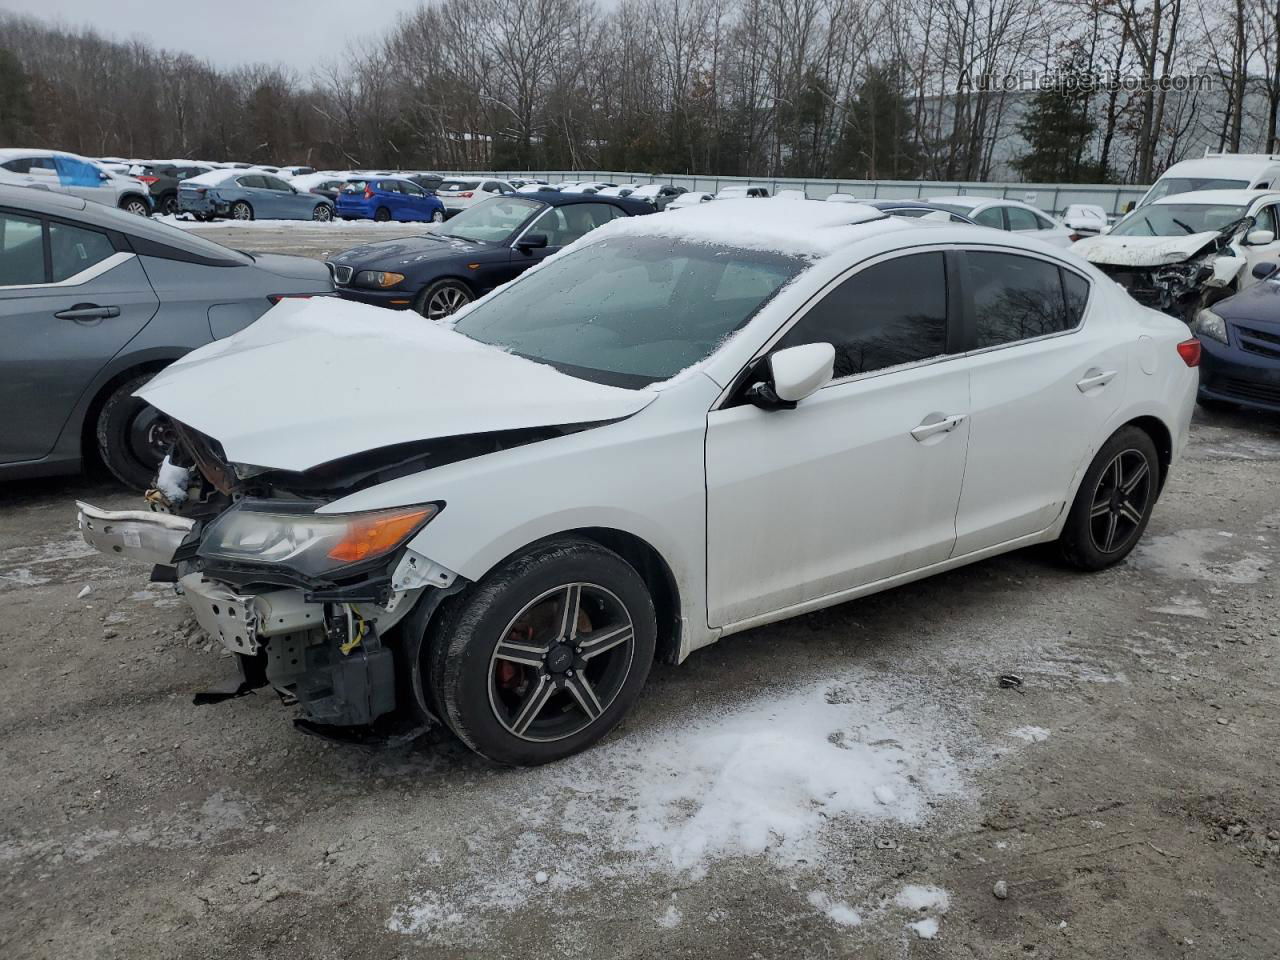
974;206;1006;229
774;252;950;378
967;251;1084;348
49;221;115;282
0;212;46;285
237;175;266;189
1006;206;1041;231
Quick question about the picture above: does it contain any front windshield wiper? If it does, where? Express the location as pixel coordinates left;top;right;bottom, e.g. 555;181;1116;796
1170;218;1195;234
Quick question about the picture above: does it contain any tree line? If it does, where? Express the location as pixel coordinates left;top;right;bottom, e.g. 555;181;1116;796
2;0;1278;186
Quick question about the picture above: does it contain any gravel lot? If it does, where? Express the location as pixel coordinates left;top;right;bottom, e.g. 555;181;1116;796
2;222;1278;959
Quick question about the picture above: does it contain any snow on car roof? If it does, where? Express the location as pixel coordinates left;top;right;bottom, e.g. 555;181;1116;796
1158;155;1280;178
183;169;242;187
590;197;893;257
1149;188;1280;206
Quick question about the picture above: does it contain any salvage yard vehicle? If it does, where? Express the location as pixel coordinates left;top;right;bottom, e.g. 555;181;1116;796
76;200;1198;765
1072;190;1280;321
1192;262;1280;412
335;177;446;223
0;149;153;216
926;196;1075;247
0;184;333;487
434;178;518;215
327;192;651;318
1137;152;1280;207
177;169;335;222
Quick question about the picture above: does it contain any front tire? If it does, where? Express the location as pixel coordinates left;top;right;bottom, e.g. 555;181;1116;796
231;201;253;221
1057;425;1159;571
313;203;333;222
415;279;473;320
95;373;176;490
425;539;657;765
431;209;445;223
121;196;150;217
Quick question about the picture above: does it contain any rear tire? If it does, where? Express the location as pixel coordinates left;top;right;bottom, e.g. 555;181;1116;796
425;538;657;765
159;193;179;216
1057;425;1159;571
313;203;333;222
231;201;253;221
95;373;175;490
121;196;150;217
374;206;391;222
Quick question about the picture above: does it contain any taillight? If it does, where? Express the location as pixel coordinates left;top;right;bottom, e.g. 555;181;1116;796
364;185;373;199
1068;232;1083;242
1177;338;1201;367
460;191;473;198
138;176;159;185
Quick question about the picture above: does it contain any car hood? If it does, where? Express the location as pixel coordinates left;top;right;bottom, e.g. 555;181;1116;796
1072;231;1221;267
329;233;494;270
1214;279;1280;327
138;297;654;473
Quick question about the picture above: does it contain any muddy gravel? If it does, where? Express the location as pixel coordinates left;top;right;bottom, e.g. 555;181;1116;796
3;410;1279;958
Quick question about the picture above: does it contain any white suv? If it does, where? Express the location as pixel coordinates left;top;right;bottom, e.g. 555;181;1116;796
0;149;153;215
435;177;517;214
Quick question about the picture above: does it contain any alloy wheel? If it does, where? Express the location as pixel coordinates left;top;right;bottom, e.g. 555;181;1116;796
1088;448;1152;554
425;284;471;319
487;582;636;742
314;204;333;221
232;202;252;221
124;199;149;216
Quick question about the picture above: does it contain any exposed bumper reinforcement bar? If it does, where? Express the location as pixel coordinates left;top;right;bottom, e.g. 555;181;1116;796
76;501;194;566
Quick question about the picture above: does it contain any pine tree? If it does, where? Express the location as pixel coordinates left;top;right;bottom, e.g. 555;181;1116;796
1013;64;1099;182
835;63;919;180
0;48;35;143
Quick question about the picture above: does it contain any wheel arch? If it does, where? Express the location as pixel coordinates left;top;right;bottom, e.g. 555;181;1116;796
78;355;180;467
118;191;150;211
1123;414;1173;491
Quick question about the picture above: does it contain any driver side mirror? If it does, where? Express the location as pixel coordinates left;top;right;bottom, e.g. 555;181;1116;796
516;233;548;251
1252;261;1279;280
746;343;835;410
1246;228;1275;246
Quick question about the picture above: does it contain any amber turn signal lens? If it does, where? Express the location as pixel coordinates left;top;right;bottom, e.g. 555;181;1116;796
326;506;435;564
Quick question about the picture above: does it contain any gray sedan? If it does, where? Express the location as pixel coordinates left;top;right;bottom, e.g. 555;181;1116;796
0;185;333;488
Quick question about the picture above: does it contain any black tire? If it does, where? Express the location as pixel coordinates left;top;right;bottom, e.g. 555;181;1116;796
231;201;253;221
374;206;391;222
430;209;445;223
415;279;473;320
158;193;179;216
95;373;176;490
120;196;150;217
312;203;333;222
425;538;657;765
1057;425;1160;571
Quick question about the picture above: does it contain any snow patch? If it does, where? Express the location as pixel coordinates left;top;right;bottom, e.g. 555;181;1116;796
1007;726;1051;743
155;456;190;505
657;904;683;928
908;917;940;939
1132;528;1270;585
894;884;950;913
807;890;862;927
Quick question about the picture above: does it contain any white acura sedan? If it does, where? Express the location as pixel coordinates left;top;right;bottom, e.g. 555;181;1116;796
78;200;1199;765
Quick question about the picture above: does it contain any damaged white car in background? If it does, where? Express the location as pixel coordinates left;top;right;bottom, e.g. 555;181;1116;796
78;200;1197;766
1072;189;1280;321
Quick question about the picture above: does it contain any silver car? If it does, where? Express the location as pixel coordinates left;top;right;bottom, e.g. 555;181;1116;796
0;149;154;216
0;185;333;487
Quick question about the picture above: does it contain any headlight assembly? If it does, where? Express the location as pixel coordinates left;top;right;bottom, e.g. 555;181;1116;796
1193;308;1228;344
198;501;438;578
356;270;406;289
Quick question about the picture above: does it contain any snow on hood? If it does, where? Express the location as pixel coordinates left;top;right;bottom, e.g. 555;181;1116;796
138;298;655;473
1072;231;1221;266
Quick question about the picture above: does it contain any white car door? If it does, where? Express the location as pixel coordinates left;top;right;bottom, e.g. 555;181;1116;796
1238;201;1280;286
952;248;1126;555
705;250;971;628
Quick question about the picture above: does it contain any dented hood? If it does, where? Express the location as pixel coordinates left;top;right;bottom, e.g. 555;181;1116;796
1072;231;1221;267
139;298;655;473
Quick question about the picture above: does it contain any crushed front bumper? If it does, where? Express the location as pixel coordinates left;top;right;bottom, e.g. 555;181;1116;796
76;501;193;566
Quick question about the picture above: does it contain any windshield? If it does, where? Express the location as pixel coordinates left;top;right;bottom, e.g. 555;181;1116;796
452;235;806;387
439;197;541;243
1144;177;1249;204
1110;202;1249;237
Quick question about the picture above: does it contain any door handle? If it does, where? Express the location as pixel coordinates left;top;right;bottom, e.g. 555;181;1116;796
910;413;967;441
1076;368;1117;393
55;304;120;321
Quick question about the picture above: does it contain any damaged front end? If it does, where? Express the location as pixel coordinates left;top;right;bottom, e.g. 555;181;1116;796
75;422;577;741
1087;219;1250;322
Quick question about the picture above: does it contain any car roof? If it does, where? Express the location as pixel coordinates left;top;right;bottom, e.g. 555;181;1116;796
1158;155;1280;179
1150;188;1280;206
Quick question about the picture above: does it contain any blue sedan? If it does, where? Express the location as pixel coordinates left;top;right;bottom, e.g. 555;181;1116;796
177;170;334;222
335;176;446;223
1193;262;1280;413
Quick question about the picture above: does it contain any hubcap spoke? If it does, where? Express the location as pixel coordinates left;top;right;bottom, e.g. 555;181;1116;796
494;639;549;668
577;624;633;660
557;584;582;642
1121;459;1149;495
1090;497;1111;519
511;676;556;736
1118;501;1144;525
1103;512;1120;551
564;674;603;720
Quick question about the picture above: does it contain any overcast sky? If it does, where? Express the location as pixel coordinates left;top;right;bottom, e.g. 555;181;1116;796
3;0;409;73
